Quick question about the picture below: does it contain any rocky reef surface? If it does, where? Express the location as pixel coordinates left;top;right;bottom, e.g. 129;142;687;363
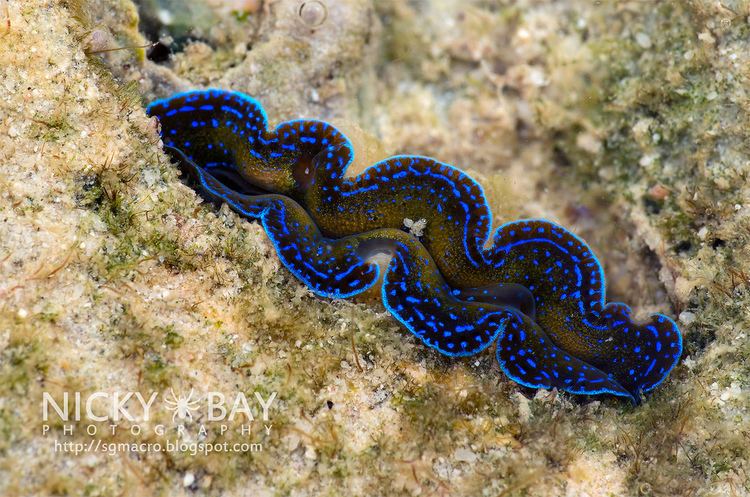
0;0;748;495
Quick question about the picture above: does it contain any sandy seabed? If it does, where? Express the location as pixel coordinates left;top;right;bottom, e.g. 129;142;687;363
0;1;749;496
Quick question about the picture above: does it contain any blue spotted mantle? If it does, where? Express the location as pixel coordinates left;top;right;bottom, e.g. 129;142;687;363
147;89;682;403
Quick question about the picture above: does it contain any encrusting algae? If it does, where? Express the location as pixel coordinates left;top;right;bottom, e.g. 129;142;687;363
0;0;748;496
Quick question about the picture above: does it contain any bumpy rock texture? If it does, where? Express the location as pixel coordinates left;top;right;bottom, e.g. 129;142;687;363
0;0;748;495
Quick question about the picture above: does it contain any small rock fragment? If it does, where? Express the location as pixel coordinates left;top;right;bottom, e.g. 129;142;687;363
403;218;427;237
679;311;696;325
648;184;670;201
454;447;478;463
183;472;195;487
635;32;652;49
